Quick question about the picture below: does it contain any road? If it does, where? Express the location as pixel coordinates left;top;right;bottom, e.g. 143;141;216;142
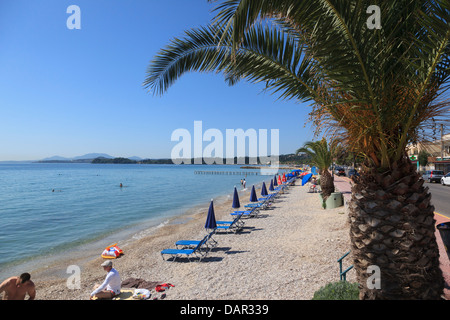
426;182;450;219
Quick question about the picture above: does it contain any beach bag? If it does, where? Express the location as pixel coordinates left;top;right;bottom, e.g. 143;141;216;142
101;243;124;259
132;289;151;300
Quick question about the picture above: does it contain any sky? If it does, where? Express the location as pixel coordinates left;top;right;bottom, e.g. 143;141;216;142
0;0;315;161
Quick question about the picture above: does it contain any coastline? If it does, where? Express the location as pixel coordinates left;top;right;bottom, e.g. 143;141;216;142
8;181;259;290
28;179;355;300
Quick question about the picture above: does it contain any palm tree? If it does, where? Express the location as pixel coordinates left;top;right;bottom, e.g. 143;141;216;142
296;138;335;200
143;0;450;299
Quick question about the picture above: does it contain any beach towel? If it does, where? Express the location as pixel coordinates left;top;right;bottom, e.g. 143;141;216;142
121;278;161;291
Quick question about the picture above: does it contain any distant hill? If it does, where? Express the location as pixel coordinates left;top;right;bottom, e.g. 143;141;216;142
72;153;114;160
37;153;115;163
36;153;311;165
41;155;72;161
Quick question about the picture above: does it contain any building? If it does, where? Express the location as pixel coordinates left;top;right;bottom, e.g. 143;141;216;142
407;133;450;173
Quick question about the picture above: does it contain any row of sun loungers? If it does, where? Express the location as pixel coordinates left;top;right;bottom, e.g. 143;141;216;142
160;175;297;262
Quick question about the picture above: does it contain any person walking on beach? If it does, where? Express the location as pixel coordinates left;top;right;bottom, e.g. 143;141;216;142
0;273;36;300
242;179;246;189
90;260;121;300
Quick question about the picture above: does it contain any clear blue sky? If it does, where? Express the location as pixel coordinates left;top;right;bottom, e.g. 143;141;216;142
0;0;315;161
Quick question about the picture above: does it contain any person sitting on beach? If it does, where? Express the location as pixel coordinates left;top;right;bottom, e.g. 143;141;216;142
90;260;121;300
310;177;318;192
0;273;36;300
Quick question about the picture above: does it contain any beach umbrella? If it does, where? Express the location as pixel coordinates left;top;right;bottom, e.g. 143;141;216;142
278;175;282;185
269;179;274;191
250;185;258;202
232;187;240;209
301;173;313;186
204;199;217;230
282;173;286;182
261;182;268;196
273;176;278;186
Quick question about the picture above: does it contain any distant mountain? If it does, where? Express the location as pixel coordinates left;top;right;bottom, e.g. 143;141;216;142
72;153;115;160
41;155;71;161
37;153;115;163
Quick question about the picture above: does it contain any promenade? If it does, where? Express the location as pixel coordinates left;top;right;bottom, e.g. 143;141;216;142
333;175;450;299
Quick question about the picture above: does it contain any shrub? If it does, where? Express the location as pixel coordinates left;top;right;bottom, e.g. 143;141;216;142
312;281;359;300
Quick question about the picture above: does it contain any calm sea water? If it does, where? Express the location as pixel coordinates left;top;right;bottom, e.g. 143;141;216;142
0;163;274;277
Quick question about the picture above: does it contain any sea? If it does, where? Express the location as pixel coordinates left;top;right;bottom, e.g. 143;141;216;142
0;162;279;279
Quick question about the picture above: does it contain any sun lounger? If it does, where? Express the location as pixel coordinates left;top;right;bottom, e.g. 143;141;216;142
245;201;269;210
230;206;259;218
217;215;245;227
161;236;209;262
175;231;217;251
215;215;244;233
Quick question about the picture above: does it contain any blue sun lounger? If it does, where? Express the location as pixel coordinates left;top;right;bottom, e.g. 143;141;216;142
230;206;258;218
245;201;269;210
175;231;217;251
161;236;209;262
215;215;244;233
217;215;245;228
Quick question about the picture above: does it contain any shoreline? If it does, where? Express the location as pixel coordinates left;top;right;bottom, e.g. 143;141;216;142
28;179;355;300
4;181;260;286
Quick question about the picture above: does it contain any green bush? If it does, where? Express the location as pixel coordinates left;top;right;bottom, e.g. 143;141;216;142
312;281;359;300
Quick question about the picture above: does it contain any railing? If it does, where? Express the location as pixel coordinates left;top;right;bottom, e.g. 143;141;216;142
338;251;354;281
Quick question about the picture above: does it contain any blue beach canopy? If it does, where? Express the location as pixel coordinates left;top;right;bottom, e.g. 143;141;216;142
269;180;274;191
273;176;278;186
250;185;258;202
205;200;217;230
261;182;268;196
232;187;240;209
301;173;313;186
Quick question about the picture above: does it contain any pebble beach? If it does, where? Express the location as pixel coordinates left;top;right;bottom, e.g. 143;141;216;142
26;179;355;300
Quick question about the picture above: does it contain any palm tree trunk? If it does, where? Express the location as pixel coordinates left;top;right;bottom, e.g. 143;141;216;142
348;156;444;299
320;169;335;201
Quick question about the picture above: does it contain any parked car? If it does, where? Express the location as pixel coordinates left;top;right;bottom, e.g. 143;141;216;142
441;173;450;186
422;170;445;183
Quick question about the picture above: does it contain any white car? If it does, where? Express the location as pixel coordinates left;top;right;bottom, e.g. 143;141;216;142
441;173;450;186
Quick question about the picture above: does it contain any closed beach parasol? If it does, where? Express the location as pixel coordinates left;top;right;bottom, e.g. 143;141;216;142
261;182;268;196
232;187;240;209
278;175;282;185
269;180;274;191
273;176;278;186
205;199;217;230
250;185;258;202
